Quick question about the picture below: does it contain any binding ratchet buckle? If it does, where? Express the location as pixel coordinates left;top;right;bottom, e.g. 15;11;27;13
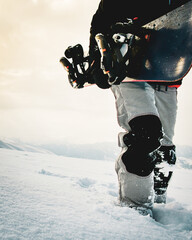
60;44;93;89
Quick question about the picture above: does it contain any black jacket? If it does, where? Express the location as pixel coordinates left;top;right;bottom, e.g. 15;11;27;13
89;0;190;49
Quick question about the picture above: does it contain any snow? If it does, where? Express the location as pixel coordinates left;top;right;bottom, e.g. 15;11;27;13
0;146;192;240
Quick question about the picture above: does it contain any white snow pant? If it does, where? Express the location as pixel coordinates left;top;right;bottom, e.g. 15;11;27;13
111;82;178;208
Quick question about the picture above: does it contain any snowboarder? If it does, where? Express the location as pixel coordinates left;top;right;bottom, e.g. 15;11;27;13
88;0;190;212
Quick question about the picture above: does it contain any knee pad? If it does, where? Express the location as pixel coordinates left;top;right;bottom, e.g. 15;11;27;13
124;115;163;153
122;115;163;176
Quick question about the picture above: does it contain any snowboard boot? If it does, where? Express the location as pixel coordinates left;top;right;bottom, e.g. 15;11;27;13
154;145;176;203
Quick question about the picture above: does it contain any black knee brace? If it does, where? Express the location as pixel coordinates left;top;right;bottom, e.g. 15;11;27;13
122;115;163;176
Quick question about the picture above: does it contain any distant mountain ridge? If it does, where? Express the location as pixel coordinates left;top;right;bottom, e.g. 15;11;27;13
0;139;51;154
0;138;119;161
0;138;192;161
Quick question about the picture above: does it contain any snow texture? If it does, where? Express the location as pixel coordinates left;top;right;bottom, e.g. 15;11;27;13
0;142;192;240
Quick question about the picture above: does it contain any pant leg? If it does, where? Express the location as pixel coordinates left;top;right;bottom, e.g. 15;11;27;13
153;86;178;202
111;82;160;131
111;82;161;208
154;86;178;146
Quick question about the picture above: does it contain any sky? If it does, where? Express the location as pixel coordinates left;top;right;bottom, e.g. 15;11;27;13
0;0;192;146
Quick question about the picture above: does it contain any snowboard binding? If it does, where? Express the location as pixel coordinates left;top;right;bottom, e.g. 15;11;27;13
94;32;134;86
60;27;139;89
60;17;153;89
60;44;95;89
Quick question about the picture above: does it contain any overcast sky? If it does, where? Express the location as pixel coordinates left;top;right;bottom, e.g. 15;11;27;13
0;0;192;146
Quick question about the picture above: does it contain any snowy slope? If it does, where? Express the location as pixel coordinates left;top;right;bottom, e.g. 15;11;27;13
0;148;192;240
0;138;51;154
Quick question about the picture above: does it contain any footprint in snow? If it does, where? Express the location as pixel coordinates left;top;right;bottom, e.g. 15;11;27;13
77;178;96;188
38;169;67;179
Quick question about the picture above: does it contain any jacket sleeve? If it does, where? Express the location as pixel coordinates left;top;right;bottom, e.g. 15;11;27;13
89;0;114;56
90;0;113;36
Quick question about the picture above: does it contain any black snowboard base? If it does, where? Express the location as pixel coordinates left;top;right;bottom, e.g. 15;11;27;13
123;0;192;82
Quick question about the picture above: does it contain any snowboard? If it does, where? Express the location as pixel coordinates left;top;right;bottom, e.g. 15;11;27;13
60;0;192;88
122;0;192;83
